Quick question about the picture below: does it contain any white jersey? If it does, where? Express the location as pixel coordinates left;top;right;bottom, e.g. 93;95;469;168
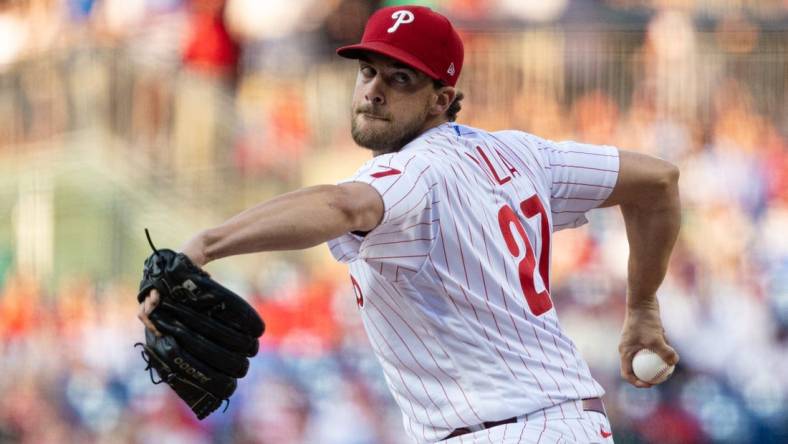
327;122;619;443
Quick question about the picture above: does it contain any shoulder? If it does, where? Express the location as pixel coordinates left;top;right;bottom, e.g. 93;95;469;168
444;125;551;154
349;150;436;194
491;129;549;150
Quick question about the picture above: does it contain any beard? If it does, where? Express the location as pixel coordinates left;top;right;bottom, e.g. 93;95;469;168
350;104;430;154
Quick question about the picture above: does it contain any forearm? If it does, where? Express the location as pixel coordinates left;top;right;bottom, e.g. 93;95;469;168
193;185;361;264
620;179;681;308
603;151;682;385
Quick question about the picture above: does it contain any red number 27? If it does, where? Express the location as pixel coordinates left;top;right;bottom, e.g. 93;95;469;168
497;194;552;316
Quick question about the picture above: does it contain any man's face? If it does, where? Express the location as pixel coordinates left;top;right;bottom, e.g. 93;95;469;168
350;53;436;154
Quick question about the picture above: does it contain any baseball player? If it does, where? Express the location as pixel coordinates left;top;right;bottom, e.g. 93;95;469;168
139;5;681;443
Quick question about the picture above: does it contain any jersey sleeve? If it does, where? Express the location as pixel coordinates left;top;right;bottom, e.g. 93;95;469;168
326;152;437;281
346;152;435;227
542;140;619;231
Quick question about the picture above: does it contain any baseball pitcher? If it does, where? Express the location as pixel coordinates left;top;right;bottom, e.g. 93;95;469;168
139;5;680;443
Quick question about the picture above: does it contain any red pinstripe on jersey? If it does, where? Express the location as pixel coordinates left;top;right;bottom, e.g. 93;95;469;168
371;272;484;424
326;123;618;443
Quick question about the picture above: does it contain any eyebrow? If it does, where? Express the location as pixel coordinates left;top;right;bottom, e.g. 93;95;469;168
391;62;417;74
358;56;418;75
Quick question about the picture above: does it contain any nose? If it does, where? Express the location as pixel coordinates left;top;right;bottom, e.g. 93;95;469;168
364;76;385;106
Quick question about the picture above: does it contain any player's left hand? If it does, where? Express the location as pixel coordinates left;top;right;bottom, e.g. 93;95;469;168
138;233;205;338
618;298;679;388
134;236;265;420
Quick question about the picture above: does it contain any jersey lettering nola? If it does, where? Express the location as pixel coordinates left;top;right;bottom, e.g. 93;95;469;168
327;122;619;443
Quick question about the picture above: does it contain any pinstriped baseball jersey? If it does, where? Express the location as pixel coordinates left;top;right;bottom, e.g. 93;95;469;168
327;122;619;443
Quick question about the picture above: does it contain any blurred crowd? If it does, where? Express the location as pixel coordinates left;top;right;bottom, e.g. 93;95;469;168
1;0;787;443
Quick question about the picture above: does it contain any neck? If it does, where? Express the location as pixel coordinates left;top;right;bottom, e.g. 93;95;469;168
420;116;450;135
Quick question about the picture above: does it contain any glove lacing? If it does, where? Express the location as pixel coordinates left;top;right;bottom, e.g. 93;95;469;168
135;343;169;384
144;229;174;296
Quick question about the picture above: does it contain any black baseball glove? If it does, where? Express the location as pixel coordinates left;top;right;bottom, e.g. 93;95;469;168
135;231;265;419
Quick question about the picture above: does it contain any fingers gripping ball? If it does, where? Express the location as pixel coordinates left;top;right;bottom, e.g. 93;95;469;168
632;349;675;384
136;230;265;419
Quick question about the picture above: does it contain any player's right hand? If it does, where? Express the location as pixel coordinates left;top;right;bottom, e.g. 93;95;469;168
618;299;679;388
137;289;162;337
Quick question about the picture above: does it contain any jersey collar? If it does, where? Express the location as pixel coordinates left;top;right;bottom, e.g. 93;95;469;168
400;122;453;152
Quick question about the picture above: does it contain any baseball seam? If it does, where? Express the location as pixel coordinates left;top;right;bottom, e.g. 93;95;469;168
644;349;672;383
650;365;670;382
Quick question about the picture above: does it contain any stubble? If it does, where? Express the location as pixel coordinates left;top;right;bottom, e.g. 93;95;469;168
351;105;430;155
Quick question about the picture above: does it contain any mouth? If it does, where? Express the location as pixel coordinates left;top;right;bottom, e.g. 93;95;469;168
359;112;388;121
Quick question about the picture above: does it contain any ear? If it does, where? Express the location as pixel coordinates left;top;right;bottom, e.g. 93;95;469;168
429;86;457;117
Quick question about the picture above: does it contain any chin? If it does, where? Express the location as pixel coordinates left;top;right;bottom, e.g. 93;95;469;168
353;117;387;137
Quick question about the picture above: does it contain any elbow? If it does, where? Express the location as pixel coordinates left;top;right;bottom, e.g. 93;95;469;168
658;161;680;192
330;185;373;232
329;186;360;229
608;151;680;209
649;160;680;208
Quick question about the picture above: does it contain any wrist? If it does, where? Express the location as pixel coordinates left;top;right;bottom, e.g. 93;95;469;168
626;292;659;311
181;231;210;268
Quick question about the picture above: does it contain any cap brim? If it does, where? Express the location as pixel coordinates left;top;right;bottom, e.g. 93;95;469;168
337;42;441;82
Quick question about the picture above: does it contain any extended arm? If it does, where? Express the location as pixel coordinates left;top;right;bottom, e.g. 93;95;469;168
138;182;383;335
181;182;384;266
601;150;681;387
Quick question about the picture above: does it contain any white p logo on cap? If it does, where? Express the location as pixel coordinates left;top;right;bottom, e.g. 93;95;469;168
387;10;415;33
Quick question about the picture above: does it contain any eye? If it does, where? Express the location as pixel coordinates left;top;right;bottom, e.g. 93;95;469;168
360;65;375;78
392;72;411;84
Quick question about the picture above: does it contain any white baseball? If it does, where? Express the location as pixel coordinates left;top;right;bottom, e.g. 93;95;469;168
632;349;675;384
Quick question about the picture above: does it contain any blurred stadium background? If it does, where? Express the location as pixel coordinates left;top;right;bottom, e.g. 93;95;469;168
0;0;786;443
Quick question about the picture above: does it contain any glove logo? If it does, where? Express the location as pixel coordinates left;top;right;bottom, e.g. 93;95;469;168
388;10;414;33
183;280;197;291
172;280;200;301
174;356;211;384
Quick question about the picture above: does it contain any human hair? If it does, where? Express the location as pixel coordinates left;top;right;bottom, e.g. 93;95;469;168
433;80;464;122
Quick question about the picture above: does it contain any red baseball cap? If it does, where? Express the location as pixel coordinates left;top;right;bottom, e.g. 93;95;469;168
336;6;464;87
